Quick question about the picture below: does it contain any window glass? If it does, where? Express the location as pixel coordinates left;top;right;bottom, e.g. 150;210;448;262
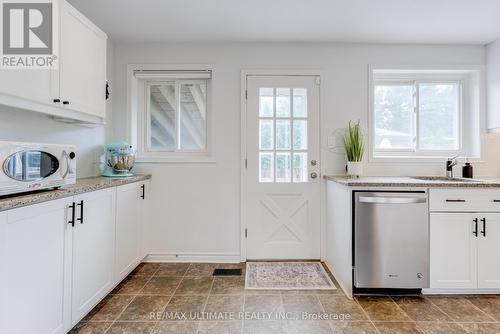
149;83;176;151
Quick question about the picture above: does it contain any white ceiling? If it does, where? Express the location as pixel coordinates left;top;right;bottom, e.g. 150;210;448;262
68;0;500;45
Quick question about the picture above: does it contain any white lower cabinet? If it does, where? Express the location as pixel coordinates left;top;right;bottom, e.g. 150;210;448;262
115;182;144;281
477;214;500;288
0;180;148;334
430;212;500;290
71;188;116;324
0;198;73;334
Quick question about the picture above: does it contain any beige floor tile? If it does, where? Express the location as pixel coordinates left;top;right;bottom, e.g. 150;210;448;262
458;322;500;334
319;295;368;321
130;263;161;276
118;295;170;321
155;263;190;277
211;277;246;295
185;263;218;277
139;276;183;295
69;321;112;334
373;321;424;334
204;295;245;314
110;275;150;295
151;321;199;334
392;296;450;322
82;294;134;322
330;321;378;334
197;321;243;334
106;322;156;334
428;296;495;322
357;296;411;322
175;277;214;295
416;321;469;334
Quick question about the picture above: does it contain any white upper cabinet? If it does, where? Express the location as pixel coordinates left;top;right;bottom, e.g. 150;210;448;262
59;1;107;119
0;0;107;123
487;39;500;132
0;198;73;334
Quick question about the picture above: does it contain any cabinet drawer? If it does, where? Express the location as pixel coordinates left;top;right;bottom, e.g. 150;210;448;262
430;189;500;212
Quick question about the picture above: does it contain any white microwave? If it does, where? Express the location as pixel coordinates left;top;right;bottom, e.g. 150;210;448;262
0;141;76;196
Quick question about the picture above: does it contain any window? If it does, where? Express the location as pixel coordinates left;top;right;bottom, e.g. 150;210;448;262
369;68;481;160
130;69;212;162
258;87;308;183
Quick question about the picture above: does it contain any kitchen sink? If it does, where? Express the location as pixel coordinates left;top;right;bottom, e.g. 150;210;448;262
411;176;485;182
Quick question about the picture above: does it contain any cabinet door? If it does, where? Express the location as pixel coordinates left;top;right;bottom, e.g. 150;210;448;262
72;188;115;324
430;213;478;289
59;1;107;118
478;213;500;288
0;69;54;106
115;182;143;282
0;199;73;334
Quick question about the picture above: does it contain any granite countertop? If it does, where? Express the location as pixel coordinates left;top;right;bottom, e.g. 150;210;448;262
324;175;500;188
0;174;151;212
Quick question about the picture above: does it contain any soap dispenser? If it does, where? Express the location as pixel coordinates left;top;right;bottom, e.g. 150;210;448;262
462;158;473;178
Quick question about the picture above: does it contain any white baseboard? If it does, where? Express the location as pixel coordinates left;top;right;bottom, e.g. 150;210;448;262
143;252;241;263
423;288;500;295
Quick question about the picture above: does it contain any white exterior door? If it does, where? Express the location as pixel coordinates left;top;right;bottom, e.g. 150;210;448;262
245;75;321;260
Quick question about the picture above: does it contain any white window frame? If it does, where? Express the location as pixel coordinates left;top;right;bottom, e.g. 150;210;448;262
368;66;485;162
127;64;215;163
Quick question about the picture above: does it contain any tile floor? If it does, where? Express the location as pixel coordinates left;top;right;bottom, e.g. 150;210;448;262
70;262;500;334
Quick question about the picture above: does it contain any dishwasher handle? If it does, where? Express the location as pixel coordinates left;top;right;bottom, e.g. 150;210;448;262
358;196;427;204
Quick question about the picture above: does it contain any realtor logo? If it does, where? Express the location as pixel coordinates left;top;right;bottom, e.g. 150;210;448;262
1;1;58;69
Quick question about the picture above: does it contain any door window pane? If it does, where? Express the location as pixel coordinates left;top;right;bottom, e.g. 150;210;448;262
276;120;291;150
149;83;176;151
259;120;274;150
179;83;207;150
293;120;307;150
374;84;415;150
259;88;274;117
276;88;291;117
259;153;274;182
276;152;291;182
293;88;307;117
293;152;308;183
419;83;459;150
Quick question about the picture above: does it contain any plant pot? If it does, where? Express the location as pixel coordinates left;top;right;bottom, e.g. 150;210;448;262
346;161;363;178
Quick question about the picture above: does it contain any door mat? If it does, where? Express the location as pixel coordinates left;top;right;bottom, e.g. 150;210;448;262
245;262;336;290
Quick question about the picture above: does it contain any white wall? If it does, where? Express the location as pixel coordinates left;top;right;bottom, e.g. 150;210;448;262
110;42;500;259
487;39;500;132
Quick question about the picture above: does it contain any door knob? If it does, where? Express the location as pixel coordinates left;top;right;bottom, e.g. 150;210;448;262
311;160;317;166
310;172;318;179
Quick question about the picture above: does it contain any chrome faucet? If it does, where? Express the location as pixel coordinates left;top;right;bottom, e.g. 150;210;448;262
446;156;458;178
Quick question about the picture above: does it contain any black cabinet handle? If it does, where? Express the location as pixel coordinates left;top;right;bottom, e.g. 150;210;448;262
481;218;486;237
141;184;145;200
68;202;76;227
77;200;84;224
493;200;500;203
473;218;478;237
446;199;466;203
53;99;61;103
62;101;70;105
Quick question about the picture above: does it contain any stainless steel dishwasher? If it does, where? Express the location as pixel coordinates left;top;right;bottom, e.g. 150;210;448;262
354;191;429;290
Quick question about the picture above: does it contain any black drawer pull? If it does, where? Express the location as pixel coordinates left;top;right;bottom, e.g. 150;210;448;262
77;200;84;224
53;99;60;103
68;202;76;227
493;200;500;203
140;184;145;200
481;218;486;237
446;199;466;203
473;218;478;237
62;100;70;105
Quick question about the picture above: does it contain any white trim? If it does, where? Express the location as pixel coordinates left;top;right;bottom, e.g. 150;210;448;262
423;288;500;295
367;65;485;162
143;252;241;263
323;261;353;299
240;69;324;263
0;92;105;124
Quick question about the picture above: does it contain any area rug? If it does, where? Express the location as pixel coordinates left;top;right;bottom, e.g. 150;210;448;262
245;262;336;290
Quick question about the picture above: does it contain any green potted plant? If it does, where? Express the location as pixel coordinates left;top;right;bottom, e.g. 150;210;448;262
343;120;365;177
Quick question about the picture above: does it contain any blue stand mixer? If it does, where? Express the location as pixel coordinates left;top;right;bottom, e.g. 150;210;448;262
102;143;135;177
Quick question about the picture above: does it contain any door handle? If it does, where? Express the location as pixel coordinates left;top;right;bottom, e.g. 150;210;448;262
77;200;84;224
473;218;478;237
445;199;466;203
481;218;486;237
310;172;318;179
140;184;145;199
68;202;76;227
358;196;426;204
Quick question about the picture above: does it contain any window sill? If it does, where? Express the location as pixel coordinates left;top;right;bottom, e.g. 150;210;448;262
136;155;216;164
